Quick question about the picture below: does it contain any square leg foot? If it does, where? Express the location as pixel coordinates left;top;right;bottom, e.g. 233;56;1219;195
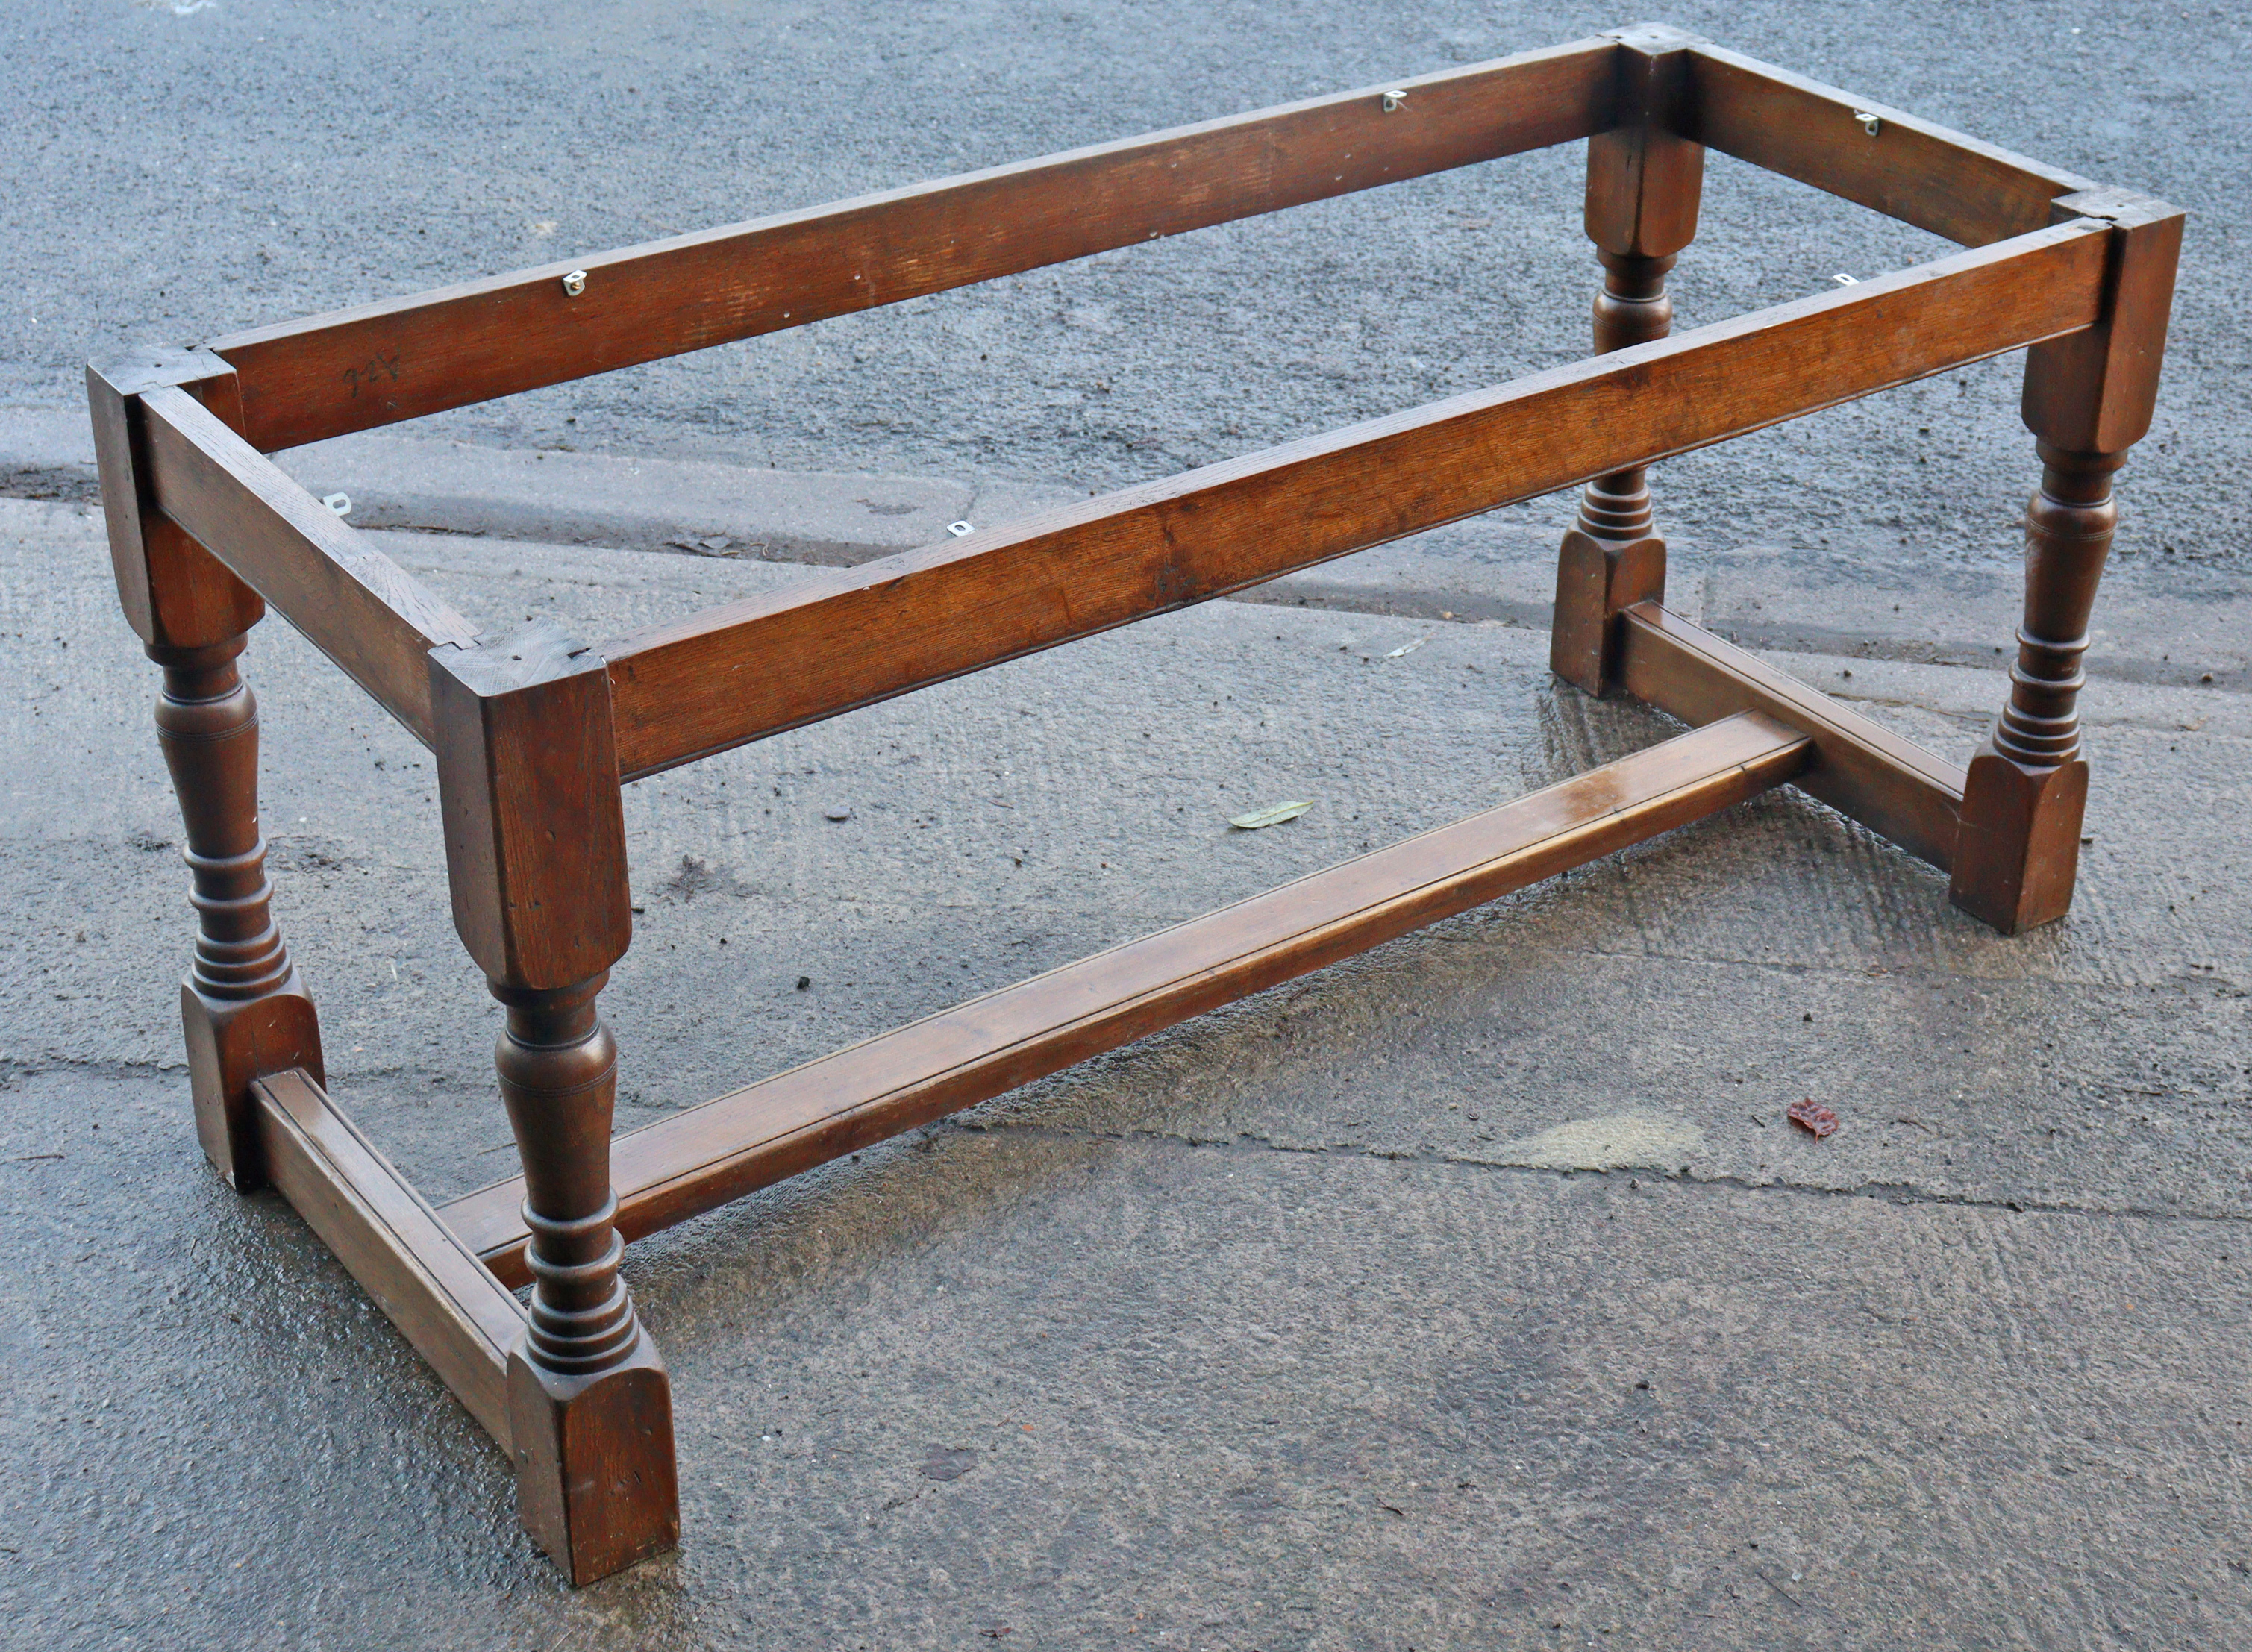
183;975;324;1191
1948;747;2089;934
508;1341;680;1585
1551;530;1665;695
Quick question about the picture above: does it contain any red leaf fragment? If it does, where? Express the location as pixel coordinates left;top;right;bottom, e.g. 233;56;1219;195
1787;1098;1840;1139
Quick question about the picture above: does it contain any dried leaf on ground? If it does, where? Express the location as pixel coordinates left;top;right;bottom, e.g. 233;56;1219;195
921;1447;978;1481
1229;800;1313;830
1787;1098;1840;1139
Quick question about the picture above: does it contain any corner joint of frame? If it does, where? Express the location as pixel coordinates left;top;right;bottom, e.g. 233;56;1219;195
1600;22;1704;54
428;619;606;710
2048;187;2182;231
87;345;240;411
1597;22;1704;138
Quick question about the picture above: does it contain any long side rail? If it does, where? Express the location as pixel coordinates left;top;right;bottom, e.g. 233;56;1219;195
442;712;1812;1283
602;220;2111;780
254;1071;525;1448
208;40;1617;452
1616;602;1968;869
137;386;482;745
1683;45;2097;247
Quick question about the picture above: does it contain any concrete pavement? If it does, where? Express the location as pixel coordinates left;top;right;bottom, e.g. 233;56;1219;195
4;493;2251;1647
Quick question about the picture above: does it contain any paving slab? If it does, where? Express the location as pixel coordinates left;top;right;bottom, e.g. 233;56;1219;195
3;495;2249;1646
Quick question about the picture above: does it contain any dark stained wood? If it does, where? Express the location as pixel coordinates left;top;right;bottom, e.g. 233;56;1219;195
429;623;635;990
1547;249;1671;695
154;638;325;1187
208;40;1618;453
86;351;264;651
93;351;328;1189
2022;190;2184;454
492;972;678;1586
90;28;2188;1592
442;712;1812;1282
602;219;2112;779
1615;602;1968;871
134;385;482;746
1986;447;2125;774
1584;24;1704;260
1682;43;2099;247
489;974;637;1380
507;1340;677;1587
1954;191;2180;933
253;1070;525;1448
1950;445;2120;931
431;620;675;1583
1554;25;1701;695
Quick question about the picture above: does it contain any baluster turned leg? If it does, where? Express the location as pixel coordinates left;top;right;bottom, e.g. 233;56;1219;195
88;351;322;1188
1950;190;2183;932
1551;25;1703;695
1551;250;1677;692
494;972;675;1583
152;638;324;1185
431;623;677;1583
1951;446;2122;930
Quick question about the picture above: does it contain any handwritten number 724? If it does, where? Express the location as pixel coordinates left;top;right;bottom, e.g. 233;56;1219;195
340;355;402;398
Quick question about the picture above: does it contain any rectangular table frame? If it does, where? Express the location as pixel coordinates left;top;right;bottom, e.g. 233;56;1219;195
90;23;2180;1585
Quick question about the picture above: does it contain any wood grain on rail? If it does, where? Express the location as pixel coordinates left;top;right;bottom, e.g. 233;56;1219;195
1617;602;1968;869
1683;44;2098;246
210;40;1616;451
602;220;2110;779
442;713;1810;1283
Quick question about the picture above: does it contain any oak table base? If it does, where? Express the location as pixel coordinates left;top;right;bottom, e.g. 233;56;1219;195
90;23;2179;1584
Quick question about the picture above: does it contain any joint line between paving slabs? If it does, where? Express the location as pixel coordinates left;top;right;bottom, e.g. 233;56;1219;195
948;1120;2252;1227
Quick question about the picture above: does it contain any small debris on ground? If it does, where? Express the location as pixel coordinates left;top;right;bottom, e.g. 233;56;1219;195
823;805;852;822
1384;633;1433;659
1787;1098;1840;1139
1229;799;1313;830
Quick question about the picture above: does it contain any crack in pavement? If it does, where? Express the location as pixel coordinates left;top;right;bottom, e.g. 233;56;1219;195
13;1059;2249;1228
951;1118;2252;1226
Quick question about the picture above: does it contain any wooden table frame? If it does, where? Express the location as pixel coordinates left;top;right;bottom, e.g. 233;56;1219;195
90;24;2179;1585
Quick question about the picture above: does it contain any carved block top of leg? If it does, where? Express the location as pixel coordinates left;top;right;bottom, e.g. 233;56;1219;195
87;350;264;651
431;622;633;989
1584;29;1703;259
